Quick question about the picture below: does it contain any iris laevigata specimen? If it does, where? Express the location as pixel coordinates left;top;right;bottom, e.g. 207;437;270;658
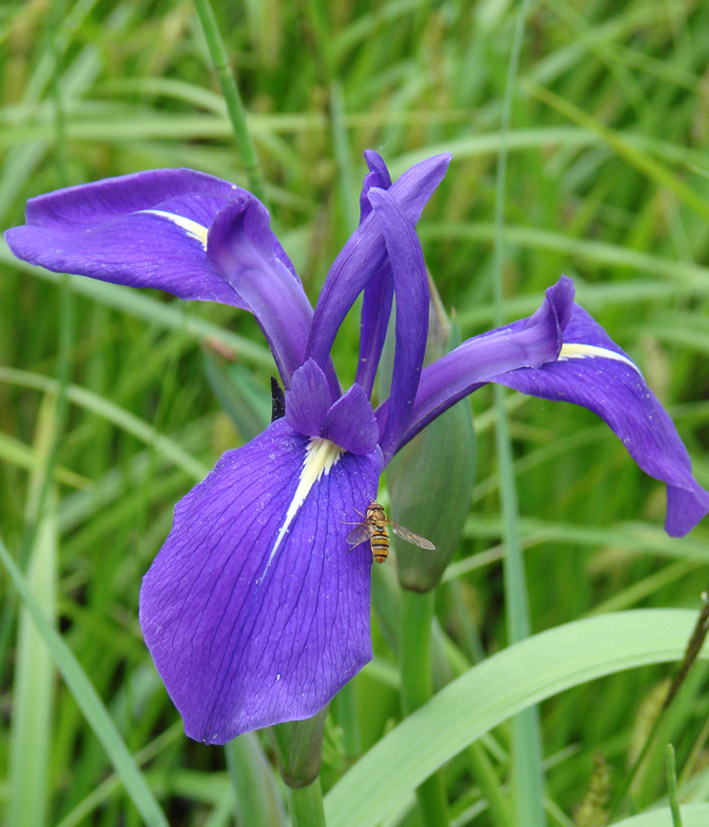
6;151;708;743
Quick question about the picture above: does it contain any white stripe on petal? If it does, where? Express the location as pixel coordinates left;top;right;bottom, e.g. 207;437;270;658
258;437;344;582
558;343;643;377
138;209;209;250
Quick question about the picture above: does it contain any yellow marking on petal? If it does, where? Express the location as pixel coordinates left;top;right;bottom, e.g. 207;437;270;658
138;209;209;250
259;438;345;580
558;343;643;377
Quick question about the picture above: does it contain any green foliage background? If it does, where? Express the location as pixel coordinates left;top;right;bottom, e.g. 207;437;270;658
1;0;708;824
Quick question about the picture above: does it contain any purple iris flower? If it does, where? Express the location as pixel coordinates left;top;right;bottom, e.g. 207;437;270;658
6;152;708;745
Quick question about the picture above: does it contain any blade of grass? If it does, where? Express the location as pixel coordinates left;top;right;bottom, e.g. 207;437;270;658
0;366;209;481
524;81;709;224
0;244;273;369
419;223;709;290
491;0;545;823
666;744;683;827
193;0;267;204
55;723;183;827
8;395;59;827
0;431;88;489
225;734;288;827
0;532;169;827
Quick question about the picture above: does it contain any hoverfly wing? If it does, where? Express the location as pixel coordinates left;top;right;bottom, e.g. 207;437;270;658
389;521;436;550
346;524;371;548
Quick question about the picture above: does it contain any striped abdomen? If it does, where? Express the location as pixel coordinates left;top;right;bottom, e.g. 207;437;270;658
367;503;389;564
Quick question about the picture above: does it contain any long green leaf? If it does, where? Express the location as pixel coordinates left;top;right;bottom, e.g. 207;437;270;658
614;804;709;827
324;610;707;827
9;497;57;826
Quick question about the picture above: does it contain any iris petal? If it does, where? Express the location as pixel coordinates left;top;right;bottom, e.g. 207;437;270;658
368;187;430;461
24;168;238;228
286;359;335;437
320;384;380;455
5;169;317;386
389;275;708;537
140;418;381;743
6;196;242;307
389;277;571;447
359;150;392;222
492;304;709;537
306;153;451;371
356;153;395;397
207;197;316;385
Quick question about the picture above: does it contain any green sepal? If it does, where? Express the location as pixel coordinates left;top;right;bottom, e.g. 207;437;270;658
271;706;329;789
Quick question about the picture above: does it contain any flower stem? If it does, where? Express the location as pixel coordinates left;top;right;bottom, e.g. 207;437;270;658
666;744;682;827
400;588;449;827
289;778;327;827
192;0;267;205
226;734;286;827
333;681;361;758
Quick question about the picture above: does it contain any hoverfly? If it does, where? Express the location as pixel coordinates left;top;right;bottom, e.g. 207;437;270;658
345;501;436;564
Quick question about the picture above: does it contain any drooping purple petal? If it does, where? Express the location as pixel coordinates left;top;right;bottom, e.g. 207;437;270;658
320;384;379;455
368;187;430;460
285;359;335;437
4;169;247;306
5;169;317;386
207;197;316;385
306;153;451;371
491;304;709;537
384;277;573;452
25;168;237;228
140;418;382;744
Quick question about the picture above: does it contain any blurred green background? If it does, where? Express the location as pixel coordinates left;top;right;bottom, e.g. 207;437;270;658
1;0;709;824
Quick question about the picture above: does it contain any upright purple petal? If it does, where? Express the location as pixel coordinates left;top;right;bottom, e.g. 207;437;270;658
355;267;394;398
320;384;380;455
359;151;392;222
491;304;709;537
207;197;316;384
285;359;335;437
386;277;572;450
368;187;430;461
306;153;451;371
140;418;382;743
355;152;395;398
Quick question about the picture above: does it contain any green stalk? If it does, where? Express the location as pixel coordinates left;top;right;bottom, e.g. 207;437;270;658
666;744;682;827
226;734;286;826
193;0;267;204
333;682;361;758
400;589;449;827
491;0;545;824
465;742;512;827
290;778;327;827
329;80;358;234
